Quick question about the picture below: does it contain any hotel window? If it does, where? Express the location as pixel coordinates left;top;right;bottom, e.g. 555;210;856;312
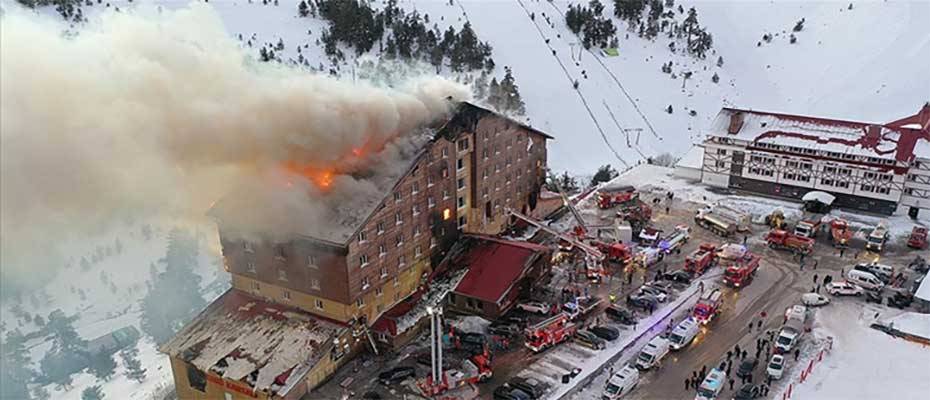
278;269;288;282
458;197;465;208
430;237;438;248
458;178;466;190
358;231;368;243
274;245;287;261
428;196;436;208
376;287;383;297
247;261;256;273
310;278;320;290
412;204;420;216
442;167;449;178
483;149;489;159
380;267;388;278
717;149;727;155
243;241;254;253
414;225;421;236
443;189;450;199
377;222;385;235
356;298;365;307
428;174;434;187
393;277;399;287
394;191;401;202
442;147;449;158
415;245;422;257
458;215;467;227
283;290;291;301
458;138;469;151
361;276;370;290
379;245;387;257
307;255;318;269
506;157;512;168
395;234;404;247
359;254;369;267
315;299;324;309
250;281;260;291
412;182;420;194
395;212;403;225
457;158;464;170
399;255;406;266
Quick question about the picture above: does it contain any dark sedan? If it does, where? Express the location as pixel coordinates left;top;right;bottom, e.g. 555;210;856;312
589;325;621;341
378;366;415;385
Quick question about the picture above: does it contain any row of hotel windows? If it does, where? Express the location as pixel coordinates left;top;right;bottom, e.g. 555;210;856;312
247;280;401;310
750;141;898;166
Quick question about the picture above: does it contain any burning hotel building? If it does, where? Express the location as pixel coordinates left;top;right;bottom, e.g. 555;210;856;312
161;102;551;399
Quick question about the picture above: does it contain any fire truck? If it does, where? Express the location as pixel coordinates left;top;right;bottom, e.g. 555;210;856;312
591;240;633;265
723;254;760;288
866;223;890;253
765;229;814;255
694;210;738;237
506;209;610;281
907;226;927;249
692;288;723;324
524;313;577;352
829;219;853;248
596;185;638;209
794;217;823;239
619;201;653;234
685;243;718;275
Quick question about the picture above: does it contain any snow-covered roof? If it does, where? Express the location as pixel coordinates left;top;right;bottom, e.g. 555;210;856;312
915;275;930;302
886;312;930;341
160;289;344;397
706;108;930;162
675;145;704;170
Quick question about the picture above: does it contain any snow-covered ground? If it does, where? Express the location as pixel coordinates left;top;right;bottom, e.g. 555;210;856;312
0;220;227;400
789;301;930;399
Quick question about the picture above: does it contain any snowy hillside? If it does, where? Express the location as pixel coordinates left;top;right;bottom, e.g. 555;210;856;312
19;0;927;174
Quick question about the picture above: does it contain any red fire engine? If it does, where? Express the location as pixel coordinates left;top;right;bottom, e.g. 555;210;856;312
417;309;493;397
591;240;633;265
524;313;577;353
692;288;723;324
684;243;718;275
596;185;637;209
908;226;928;249
829;219;853;248
722;254;760;288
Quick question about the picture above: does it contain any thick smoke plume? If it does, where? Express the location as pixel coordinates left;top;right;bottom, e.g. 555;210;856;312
0;3;470;290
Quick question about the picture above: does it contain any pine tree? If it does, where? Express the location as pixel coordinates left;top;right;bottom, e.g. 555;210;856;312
499;68;526;116
711;72;719;83
666;105;674;114
80;256;90;271
139;228;206;344
1;330;34;400
120;346;147;383
717;55;724;67
793;18;805;32
298;0;309;17
591;165;619;186
82;386;104;400
487;77;502;111
87;352;117;381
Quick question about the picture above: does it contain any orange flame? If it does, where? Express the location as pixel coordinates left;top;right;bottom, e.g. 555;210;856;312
282;161;336;190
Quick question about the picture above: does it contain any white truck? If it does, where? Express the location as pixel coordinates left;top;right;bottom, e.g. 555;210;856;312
601;363;640;399
865;224;890;253
775;318;805;354
635;336;670;370
668;318;700;350
699;204;751;232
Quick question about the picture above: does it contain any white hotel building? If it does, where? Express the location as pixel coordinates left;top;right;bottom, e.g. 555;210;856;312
698;104;930;217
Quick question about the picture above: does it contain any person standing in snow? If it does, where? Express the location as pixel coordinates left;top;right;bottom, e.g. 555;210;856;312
794;348;800;361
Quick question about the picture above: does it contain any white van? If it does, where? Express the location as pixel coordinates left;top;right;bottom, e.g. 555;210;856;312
668;318;700;350
694;368;726;400
635;336;670;370
846;269;885;291
602;364;640;399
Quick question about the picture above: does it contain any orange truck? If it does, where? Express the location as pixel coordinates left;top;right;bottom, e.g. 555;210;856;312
684;243;718;275
723;254;760;288
596;185;637;209
829;219;853;248
765;229;814;255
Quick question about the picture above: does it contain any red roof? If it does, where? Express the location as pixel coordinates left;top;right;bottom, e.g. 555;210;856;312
453;237;548;304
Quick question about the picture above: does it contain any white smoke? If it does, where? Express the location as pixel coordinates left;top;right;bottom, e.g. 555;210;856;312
0;3;471;290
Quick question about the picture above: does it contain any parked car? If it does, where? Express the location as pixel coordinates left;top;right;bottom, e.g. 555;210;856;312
733;383;761;400
627;293;658;310
865;291;883;304
825;281;863;296
575;330;607;350
736;358;757;378
605;305;637;325
766;354;785;380
801;293;830;307
501;315;529;328
509;376;547;399
517;302;551;315
661;270;693;284
637;285;668;302
888;291;913;309
489;322;522;337
362;391;382;399
590;325;621;341
493;384;532;400
378;366;415;385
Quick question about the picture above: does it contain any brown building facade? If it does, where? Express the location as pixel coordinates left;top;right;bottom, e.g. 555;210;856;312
219;103;550;326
